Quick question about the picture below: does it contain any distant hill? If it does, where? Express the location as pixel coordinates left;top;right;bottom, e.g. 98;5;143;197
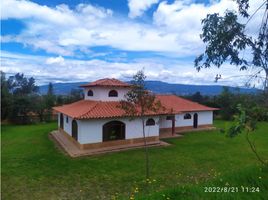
39;81;259;96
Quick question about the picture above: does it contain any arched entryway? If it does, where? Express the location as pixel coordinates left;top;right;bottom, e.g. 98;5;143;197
60;113;64;129
72;120;78;141
193;113;198;128
103;121;125;141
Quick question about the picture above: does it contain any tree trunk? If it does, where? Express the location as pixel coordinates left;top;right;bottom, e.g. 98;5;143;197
142;116;149;180
245;130;267;167
264;68;268;92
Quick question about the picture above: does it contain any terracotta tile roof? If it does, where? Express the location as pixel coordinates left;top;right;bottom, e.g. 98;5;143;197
53;100;169;119
156;95;219;112
80;78;131;87
53;95;218;119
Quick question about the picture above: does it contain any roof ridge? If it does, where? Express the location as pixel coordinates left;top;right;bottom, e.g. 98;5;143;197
80;78;131;87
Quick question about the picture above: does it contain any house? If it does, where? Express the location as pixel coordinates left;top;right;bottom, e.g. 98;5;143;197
53;78;218;150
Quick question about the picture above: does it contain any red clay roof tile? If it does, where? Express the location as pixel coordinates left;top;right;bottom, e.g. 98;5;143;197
53;95;218;119
156;95;218;113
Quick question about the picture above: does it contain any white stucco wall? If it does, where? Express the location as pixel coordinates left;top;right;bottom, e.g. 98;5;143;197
77;117;159;144
159;111;213;129
196;111;213;125
58;113;74;136
158;115;173;128
84;87;130;101
57;111;213;144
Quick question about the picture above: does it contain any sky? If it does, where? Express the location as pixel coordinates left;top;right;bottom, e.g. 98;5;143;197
0;0;266;86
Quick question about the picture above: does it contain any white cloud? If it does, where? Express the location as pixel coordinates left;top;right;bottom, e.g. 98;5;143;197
1;0;266;88
128;0;159;18
46;56;65;65
153;0;237;42
1;0;265;57
1;51;264;88
1;0;77;25
1;0;112;25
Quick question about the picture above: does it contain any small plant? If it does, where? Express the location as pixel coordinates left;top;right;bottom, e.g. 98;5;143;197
222;104;268;167
119;70;165;179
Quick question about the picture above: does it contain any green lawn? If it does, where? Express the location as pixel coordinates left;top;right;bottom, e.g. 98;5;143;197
1;120;268;200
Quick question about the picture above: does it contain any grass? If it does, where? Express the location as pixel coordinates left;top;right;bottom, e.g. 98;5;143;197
1;120;268;200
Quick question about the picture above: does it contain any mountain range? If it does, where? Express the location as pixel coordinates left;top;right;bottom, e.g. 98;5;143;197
39;81;258;96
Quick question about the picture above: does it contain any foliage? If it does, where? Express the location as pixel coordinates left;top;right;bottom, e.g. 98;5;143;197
1;71;84;124
185;88;268;121
120;71;163;117
43;82;56;121
1;71;12;120
2;73;40;123
188;91;203;104
7;73;39;95
9;95;34;124
195;1;268;90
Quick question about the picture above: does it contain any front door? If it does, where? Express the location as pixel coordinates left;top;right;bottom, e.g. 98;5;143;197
193;113;198;128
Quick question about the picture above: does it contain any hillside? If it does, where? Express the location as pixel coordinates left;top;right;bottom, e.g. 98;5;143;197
39;81;258;96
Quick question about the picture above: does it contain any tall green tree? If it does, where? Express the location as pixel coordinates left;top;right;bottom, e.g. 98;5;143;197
47;82;54;96
217;87;235;120
120;70;164;180
191;91;203;103
8;73;39;95
7;73;39;123
44;82;55;121
195;0;268;90
32;94;46;122
1;71;12;120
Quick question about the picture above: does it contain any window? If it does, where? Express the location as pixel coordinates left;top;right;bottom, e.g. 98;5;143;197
184;113;191;119
146;118;155;126
66;116;69;123
87;90;93;96
108;90;118;97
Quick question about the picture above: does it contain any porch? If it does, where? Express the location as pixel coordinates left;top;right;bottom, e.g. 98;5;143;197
50;130;169;157
159;125;216;138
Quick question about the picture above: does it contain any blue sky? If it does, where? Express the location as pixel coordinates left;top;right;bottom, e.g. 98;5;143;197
0;0;264;86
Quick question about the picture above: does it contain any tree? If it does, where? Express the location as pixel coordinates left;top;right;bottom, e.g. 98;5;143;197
47;82;54;96
44;82;55;121
191;91;203;103
9;95;33;124
217;87;235;120
120;70;165;179
7;73;39;123
1;71;12;120
32;95;47;122
195;0;268;90
8;73;39;95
